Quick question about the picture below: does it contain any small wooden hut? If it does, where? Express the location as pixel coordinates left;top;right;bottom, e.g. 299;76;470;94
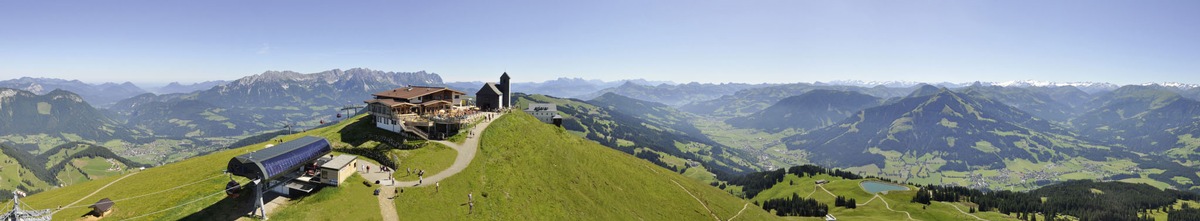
89;198;114;217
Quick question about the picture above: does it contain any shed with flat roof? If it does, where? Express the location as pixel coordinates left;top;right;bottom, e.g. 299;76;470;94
319;155;358;186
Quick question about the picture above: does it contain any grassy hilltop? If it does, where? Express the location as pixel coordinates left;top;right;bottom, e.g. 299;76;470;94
390;111;774;220
18;112;774;220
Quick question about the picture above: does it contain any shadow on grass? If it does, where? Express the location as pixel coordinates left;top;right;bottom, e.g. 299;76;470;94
178;183;290;221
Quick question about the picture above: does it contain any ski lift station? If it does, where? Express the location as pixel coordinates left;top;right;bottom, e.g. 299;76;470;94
225;136;358;219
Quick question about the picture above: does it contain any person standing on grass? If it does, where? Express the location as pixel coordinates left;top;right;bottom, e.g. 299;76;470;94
436;182;440;192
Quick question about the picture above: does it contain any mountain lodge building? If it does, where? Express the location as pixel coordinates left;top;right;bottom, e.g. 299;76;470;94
363;72;512;140
364;85;477;140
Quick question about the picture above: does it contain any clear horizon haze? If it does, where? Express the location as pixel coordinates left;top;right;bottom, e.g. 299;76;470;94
1;1;1198;85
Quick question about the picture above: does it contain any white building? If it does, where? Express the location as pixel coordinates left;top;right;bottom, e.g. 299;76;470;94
319;155;359;186
524;103;559;123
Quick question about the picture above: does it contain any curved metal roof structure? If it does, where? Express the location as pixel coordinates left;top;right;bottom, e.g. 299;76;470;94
227;136;332;181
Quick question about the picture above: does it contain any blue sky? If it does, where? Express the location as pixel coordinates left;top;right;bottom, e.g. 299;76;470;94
0;1;1197;85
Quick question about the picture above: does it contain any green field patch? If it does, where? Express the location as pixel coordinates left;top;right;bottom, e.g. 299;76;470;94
200;110;229;121
74;157;126;179
682;165;718;184
888;117;913;134
1119;178;1173;189
1167;134;1200;159
1172;176;1194;186
389;142;459;182
615;138;635;147
55;164;90;186
988;129;1021;137
36;102;51;115
750;172;1025;220
938;118;958;128
270;174;381;220
971;140;1000;153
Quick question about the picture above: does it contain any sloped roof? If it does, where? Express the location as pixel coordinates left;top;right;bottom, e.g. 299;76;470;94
90;198;114;212
526;103;557;112
373;86;464;100
477;82;501;95
364;99;419;107
421;100;452;106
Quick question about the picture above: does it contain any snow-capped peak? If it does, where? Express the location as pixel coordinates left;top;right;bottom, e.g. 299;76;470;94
992;80;1118;88
1139;82;1200;89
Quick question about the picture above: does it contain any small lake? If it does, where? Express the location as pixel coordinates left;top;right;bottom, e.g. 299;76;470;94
860;181;910;194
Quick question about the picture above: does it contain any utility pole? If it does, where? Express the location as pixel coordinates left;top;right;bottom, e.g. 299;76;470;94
1;190;52;221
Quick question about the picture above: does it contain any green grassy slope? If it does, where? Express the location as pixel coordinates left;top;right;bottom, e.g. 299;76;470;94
19;116;370;220
391;112;776;220
389;142;456;182
270;173;381;221
749;174;1022;221
0;152;51;195
21;112;775;220
512;93;758;181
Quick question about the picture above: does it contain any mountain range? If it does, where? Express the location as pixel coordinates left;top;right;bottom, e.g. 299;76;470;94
447;77;677;98
5;70;1200;194
0;88;139;148
0;77;148;108
680;83;916;117
579;81;774;106
726;89;883;133
147;80;230;94
783;87;1102;169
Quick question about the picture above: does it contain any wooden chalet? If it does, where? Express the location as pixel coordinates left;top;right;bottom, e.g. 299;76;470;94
365;86;474;139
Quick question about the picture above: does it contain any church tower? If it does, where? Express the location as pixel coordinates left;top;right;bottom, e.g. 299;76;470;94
500;72;511;108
